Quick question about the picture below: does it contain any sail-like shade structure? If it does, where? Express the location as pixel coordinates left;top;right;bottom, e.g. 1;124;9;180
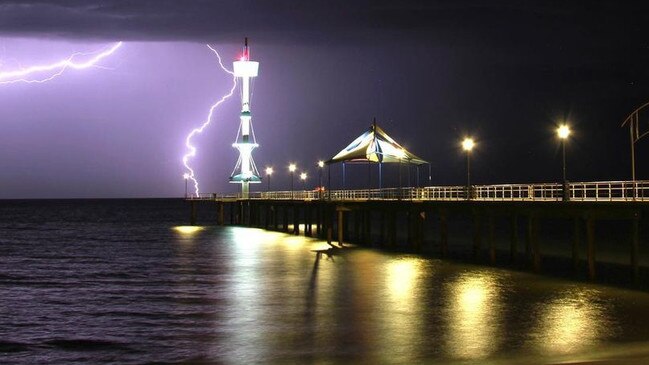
327;123;427;165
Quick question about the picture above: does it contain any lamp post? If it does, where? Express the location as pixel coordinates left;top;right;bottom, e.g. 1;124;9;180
300;172;308;191
557;124;570;183
183;173;189;199
265;167;273;192
289;163;297;199
557;124;571;201
462;137;475;200
317;160;324;199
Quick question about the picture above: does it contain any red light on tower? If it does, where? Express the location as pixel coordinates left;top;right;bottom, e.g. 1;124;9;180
238;37;250;61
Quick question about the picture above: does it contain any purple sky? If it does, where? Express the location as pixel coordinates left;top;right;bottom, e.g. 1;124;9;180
1;1;649;198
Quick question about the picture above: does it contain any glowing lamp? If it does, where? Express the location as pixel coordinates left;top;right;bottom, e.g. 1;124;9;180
557;125;571;139
462;138;475;152
289;164;297;172
300;172;307;180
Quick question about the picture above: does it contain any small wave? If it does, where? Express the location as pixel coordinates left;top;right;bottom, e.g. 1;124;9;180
0;340;31;352
44;338;132;352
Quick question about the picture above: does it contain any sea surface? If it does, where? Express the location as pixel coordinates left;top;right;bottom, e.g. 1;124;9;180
2;199;649;364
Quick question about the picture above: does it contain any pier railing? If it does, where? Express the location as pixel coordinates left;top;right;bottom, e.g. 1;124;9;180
188;180;649;202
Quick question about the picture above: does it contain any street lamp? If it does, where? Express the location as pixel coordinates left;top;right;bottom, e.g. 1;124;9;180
289;163;297;198
557;124;571;183
300;172;308;191
317;160;324;198
183;173;190;198
557;124;571;201
462;137;475;200
265;166;273;192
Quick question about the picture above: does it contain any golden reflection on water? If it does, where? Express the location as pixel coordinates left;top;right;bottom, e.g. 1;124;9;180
172;225;205;235
533;288;609;355
386;259;423;305
446;272;503;360
379;257;429;362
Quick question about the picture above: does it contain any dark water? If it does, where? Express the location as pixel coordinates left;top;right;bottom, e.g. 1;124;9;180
3;199;649;364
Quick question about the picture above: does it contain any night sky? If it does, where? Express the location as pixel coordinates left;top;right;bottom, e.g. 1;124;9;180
1;1;649;198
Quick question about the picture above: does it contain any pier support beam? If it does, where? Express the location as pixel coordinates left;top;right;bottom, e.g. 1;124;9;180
572;218;581;273
532;218;541;272
510;214;518;263
631;214;639;282
293;204;300;235
316;204;322;237
190;201;197;226
440;209;448;257
415;210;424;251
488;214;496;264
527;215;540;272
473;213;482;260
283;206;289;232
305;204;311;237
217;203;224;226
364;209;372;246
586;217;596;280
337;209;344;246
388;210;397;248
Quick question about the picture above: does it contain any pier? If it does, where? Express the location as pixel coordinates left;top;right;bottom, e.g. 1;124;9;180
186;179;648;284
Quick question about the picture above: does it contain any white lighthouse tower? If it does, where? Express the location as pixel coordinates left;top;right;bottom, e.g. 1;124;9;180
229;38;261;198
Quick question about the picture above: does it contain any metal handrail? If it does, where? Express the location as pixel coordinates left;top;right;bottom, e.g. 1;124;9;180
188;180;649;202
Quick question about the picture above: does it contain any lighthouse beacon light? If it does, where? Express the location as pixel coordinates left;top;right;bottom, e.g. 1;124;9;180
229;38;261;198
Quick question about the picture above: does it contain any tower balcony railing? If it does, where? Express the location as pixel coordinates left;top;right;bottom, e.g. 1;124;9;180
188;180;649;202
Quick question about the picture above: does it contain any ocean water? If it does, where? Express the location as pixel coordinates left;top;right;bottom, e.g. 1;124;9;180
2;199;649;364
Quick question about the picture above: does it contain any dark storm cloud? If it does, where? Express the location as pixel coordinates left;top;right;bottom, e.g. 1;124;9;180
0;0;645;45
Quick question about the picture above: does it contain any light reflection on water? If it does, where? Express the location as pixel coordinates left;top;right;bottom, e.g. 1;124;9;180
533;288;613;355
445;272;504;360
4;222;649;364
203;228;645;363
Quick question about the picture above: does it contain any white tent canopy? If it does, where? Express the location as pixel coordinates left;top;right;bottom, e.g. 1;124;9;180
327;121;427;165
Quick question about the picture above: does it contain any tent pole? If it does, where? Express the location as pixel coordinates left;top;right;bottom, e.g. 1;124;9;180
398;159;402;200
368;162;371;199
327;163;331;201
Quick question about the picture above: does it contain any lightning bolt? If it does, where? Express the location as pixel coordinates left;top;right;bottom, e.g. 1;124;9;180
0;41;123;84
182;45;237;197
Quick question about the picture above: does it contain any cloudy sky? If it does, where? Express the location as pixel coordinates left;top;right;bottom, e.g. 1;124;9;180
0;1;648;198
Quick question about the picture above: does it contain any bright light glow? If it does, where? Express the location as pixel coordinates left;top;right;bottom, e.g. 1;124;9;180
183;173;190;180
265;167;273;175
0;42;123;84
386;260;421;302
447;273;502;359
462;137;475;152
318;160;325;168
535;289;609;354
289;163;297;172
182;45;237;197
557;124;571;139
300;172;307;180
173;226;205;234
